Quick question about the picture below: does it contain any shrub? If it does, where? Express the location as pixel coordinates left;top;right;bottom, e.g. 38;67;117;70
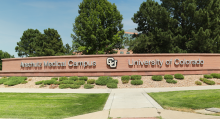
4;77;27;86
74;80;85;85
166;79;177;84
164;75;174;80
87;79;95;84
53;81;61;85
121;75;130;81
0;78;8;84
21;81;28;84
107;83;117;88
35;80;44;85
51;77;58;80
131;75;142;80
131;80;143;85
59;84;70;89
210;73;220;78
152;75;163;81
69;84;81;89
204;75;213;79
203;79;215;85
84;84;94;89
61;80;74;84
69;76;78;81
199;78;204;81
95;76;113;85
79;76;88;81
122;80;129;84
44;80;56;85
174;74;184;79
200;78;215;85
59;76;68;81
195;81;202;85
108;79;118;84
39;84;45;88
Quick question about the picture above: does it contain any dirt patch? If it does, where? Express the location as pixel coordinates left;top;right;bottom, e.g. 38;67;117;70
0;75;220;89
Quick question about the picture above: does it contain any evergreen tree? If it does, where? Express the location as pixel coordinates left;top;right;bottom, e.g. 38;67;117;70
15;28;67;57
71;0;124;54
15;29;41;57
0;50;14;70
129;0;220;53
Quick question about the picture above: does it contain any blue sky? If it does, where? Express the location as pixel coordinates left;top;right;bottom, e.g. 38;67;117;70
0;0;161;58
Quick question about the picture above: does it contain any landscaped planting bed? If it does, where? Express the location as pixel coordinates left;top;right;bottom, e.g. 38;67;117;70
0;74;220;89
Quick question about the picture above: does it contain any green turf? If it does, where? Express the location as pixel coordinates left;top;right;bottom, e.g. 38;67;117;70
148;89;220;109
0;93;109;119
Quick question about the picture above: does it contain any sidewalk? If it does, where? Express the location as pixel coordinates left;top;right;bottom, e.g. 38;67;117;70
1;85;220;119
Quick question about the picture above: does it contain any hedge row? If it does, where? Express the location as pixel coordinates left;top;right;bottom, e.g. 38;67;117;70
0;77;28;86
200;78;215;85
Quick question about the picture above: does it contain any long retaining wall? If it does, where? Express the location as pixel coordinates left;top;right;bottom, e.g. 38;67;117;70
0;54;219;76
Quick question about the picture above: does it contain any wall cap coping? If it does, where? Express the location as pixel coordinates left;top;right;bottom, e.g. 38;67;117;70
2;53;220;61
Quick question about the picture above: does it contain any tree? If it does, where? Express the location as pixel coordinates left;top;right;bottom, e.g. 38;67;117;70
15;29;41;57
64;43;74;55
71;0;124;54
15;28;67;57
129;0;220;53
0;50;14;70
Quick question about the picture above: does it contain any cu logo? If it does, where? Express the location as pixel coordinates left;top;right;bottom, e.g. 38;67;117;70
107;57;117;68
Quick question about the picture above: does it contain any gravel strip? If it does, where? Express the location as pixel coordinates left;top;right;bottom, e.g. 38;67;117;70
0;75;220;89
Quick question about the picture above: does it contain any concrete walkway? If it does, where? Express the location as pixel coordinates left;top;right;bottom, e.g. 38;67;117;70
1;85;220;119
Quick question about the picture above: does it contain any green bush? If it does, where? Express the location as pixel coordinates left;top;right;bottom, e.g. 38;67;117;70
69;76;78;81
51;77;58;80
131;80;143;85
79;76;88;81
44;80;56;85
107;83;117;88
74;80;85;85
59;76;68;81
53;81;61;85
0;78;8;84
195;81;202;85
35;80;44;85
59;84;70;89
174;74;184;79
4;77;27;86
199;78;204;81
211;73;220;78
152;75;163;81
204;75;213;79
21;81;28;84
69;84;81;89
131;75;142;80
203;79;215;85
122;80;129;84
166;79;177;84
164;75;174;80
95;76;113;85
60;80;74;84
87;79;95;84
108;79;118;84
121;75;130;81
84;84;94;89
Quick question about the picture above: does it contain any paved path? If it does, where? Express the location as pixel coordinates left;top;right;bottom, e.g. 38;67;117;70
1;85;220;119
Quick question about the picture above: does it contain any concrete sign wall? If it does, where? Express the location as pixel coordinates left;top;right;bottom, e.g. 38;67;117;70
0;54;218;76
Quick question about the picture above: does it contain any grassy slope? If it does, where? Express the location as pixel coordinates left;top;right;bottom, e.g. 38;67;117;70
0;93;109;119
148;89;220;109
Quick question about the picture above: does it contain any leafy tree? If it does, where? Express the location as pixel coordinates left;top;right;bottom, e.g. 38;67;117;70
15;28;67;57
71;0;124;54
15;29;41;57
129;0;220;53
0;50;14;70
64;43;74;55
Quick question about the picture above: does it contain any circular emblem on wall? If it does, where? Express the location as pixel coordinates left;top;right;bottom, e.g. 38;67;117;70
107;57;117;68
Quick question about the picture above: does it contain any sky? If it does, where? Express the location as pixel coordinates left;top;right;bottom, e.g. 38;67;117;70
0;0;161;58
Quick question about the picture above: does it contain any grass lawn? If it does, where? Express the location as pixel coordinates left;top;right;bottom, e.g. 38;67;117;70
148;89;220;110
0;93;109;119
